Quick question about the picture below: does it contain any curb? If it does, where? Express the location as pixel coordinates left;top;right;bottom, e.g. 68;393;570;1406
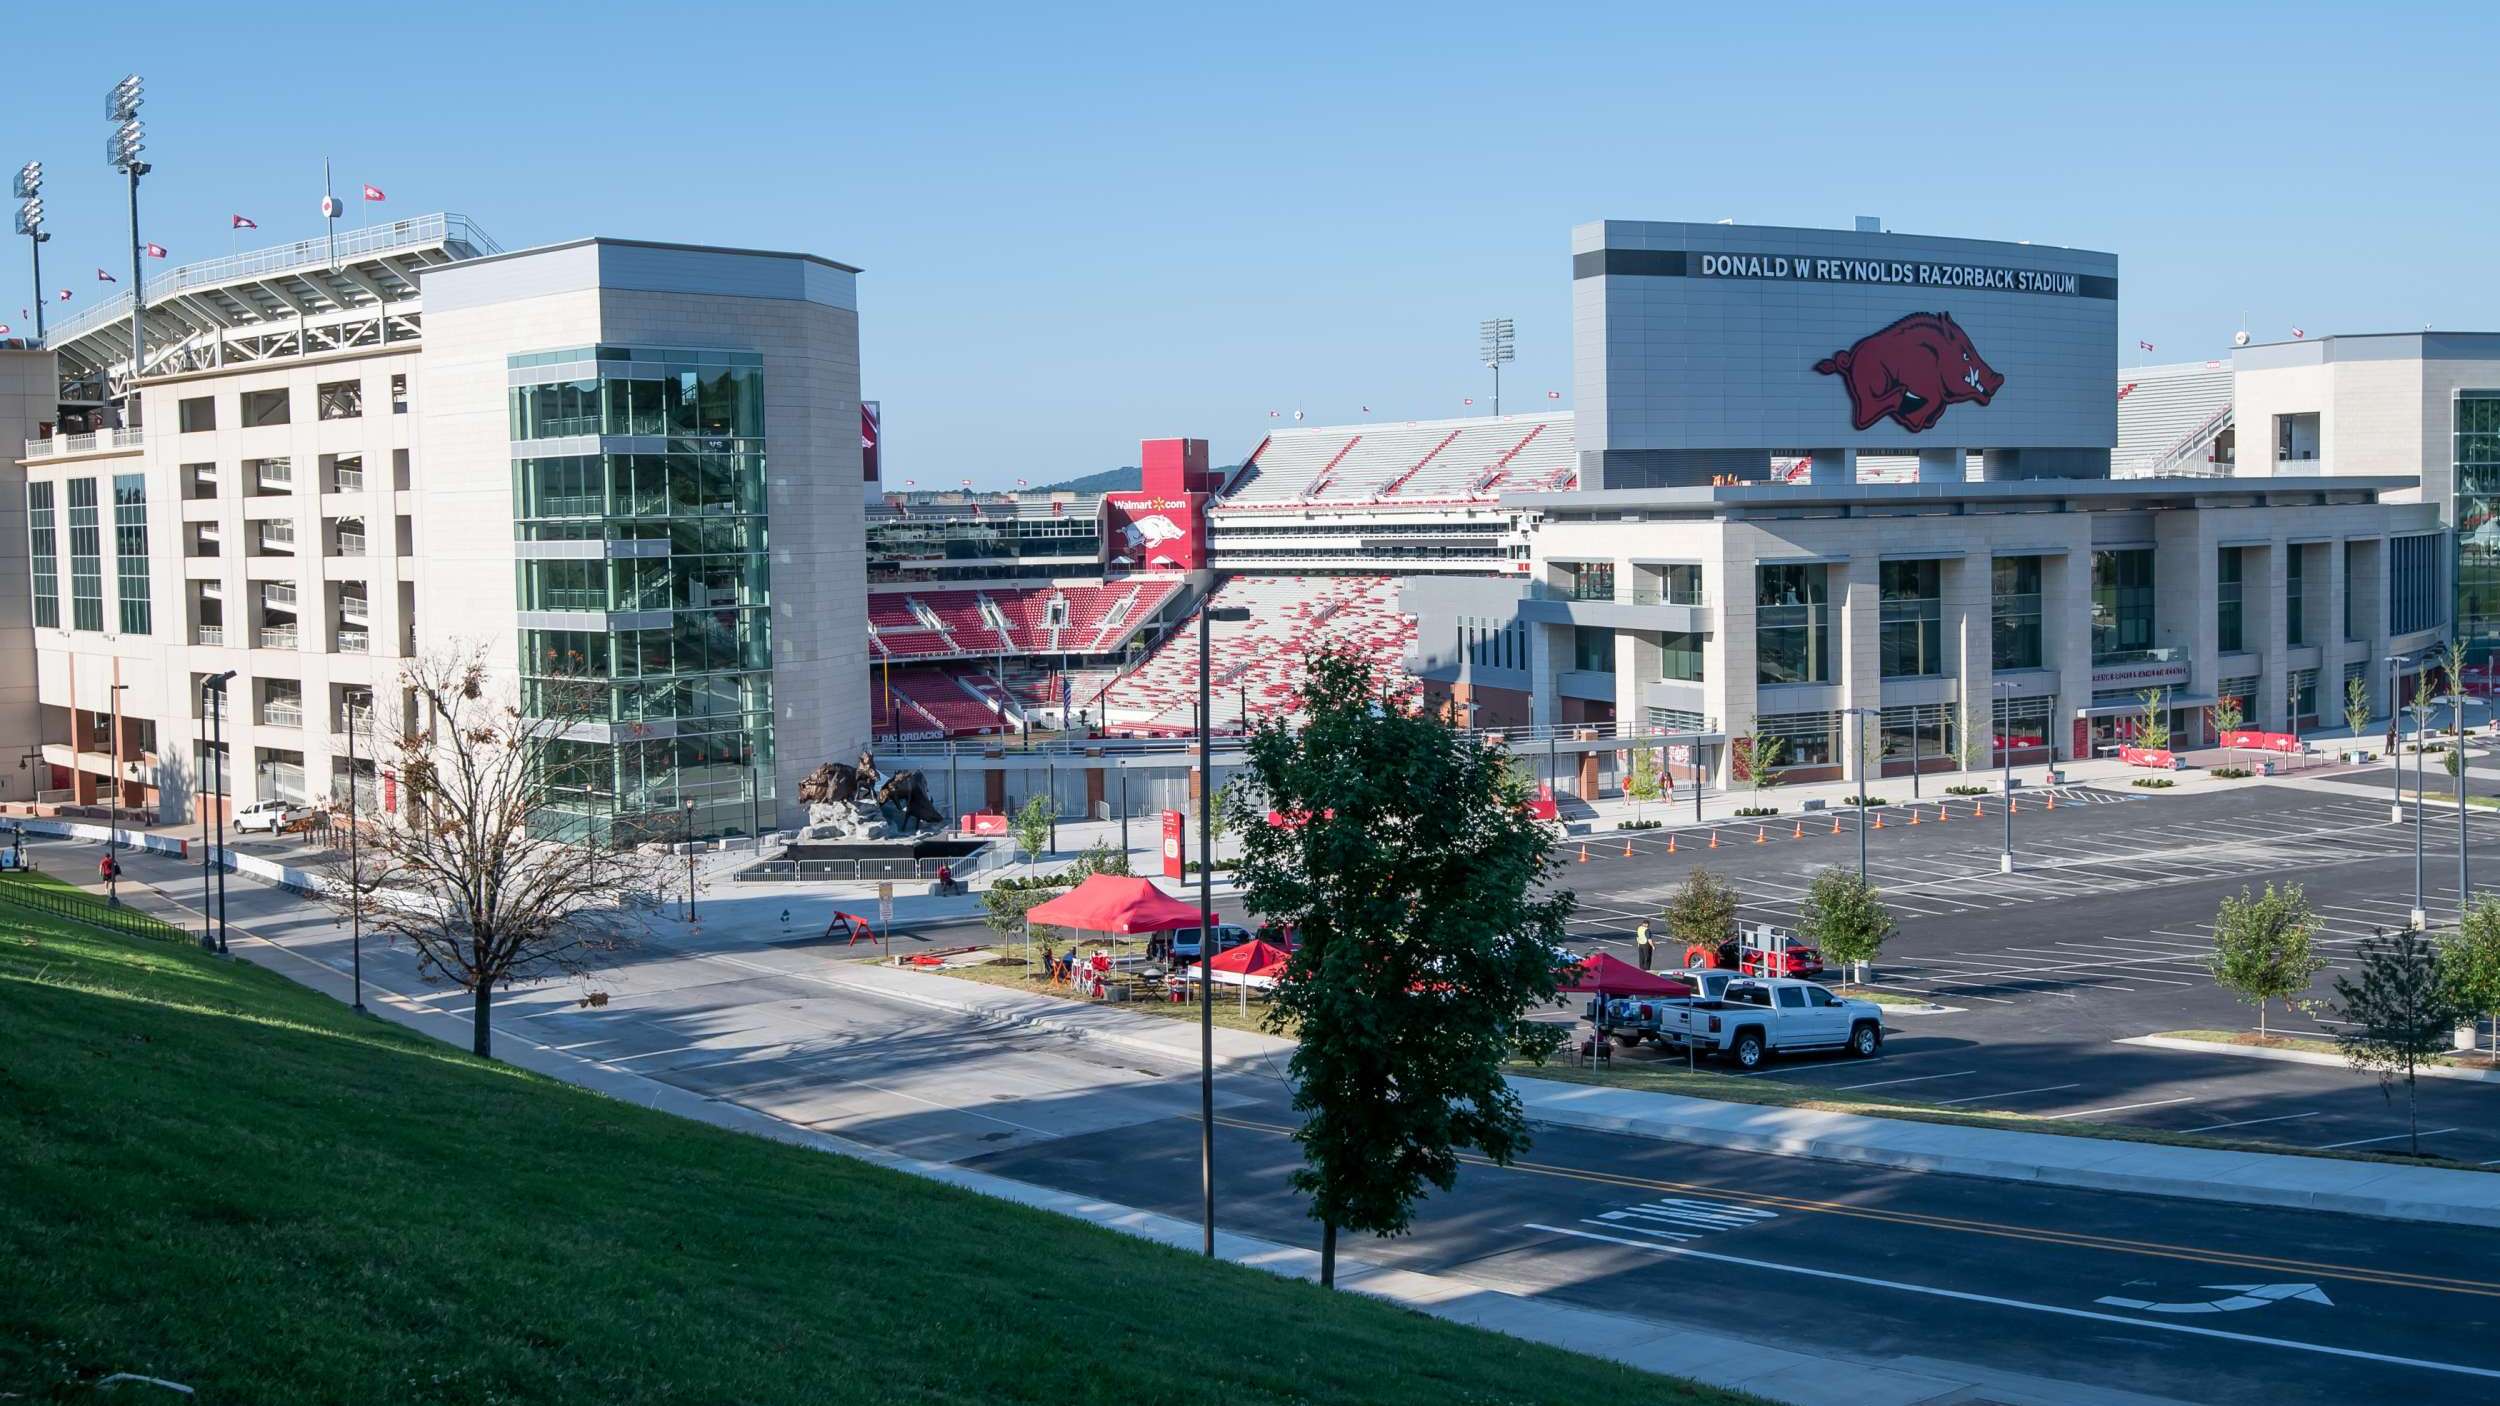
2119;1034;2500;1085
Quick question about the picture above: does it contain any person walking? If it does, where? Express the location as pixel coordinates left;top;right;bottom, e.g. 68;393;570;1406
1635;920;1655;971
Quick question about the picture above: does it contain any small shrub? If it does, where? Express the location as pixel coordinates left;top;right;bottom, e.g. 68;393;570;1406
1945;784;1989;797
2132;777;2177;789
2212;766;2252;779
1734;806;1780;818
1840;795;1888;807
1617;819;1663;831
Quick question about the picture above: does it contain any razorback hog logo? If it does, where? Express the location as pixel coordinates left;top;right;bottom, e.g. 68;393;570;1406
1813;312;2004;433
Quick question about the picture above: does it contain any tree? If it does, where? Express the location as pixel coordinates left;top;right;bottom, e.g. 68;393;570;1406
2331;928;2459;1157
2441;897;2500;1061
1799;867;1893;989
1661;867;1740;961
1959;704;1988;772
1741;727;1786;798
2344;674;2371;745
2211;693;2243;741
2206;883;2327;1039
2136;687;2171;751
1204;776;1237;857
317;648;668;1059
1228;646;1572;1289
1624;746;1663;824
1011;792;1053;875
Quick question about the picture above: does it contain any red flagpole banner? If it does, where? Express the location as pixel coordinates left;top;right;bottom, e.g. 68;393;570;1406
230;214;256;229
362;184;385;201
145;243;167;258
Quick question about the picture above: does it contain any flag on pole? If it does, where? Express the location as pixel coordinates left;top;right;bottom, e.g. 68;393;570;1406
2138;340;2155;351
56;289;71;301
96;269;115;282
1463;397;1474;406
1547;389;1562;399
362;183;385;202
146;242;167;258
2291;327;2306;339
230;214;257;230
0;325;11;336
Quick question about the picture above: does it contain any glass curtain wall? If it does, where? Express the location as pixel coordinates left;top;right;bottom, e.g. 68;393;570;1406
2457;391;2500;673
1756;563;1830;684
1878;560;1945;677
2090;548;2155;661
511;347;774;840
1991;555;2042;669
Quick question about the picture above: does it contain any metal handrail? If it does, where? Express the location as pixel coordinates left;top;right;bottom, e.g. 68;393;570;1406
22;426;144;458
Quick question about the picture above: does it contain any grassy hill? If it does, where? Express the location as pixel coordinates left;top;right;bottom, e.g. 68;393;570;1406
0;873;1733;1405
1028;465;1139;494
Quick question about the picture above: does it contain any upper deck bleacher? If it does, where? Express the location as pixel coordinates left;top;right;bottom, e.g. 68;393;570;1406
1221;412;1575;506
2113;361;2235;477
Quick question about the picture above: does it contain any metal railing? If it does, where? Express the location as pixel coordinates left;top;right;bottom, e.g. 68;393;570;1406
262;582;298;607
0;872;189;944
39;213;501;350
334;628;370;654
22;425;145;458
335;532;367;556
193;625;224;648
261;702;305;728
333;468;365;493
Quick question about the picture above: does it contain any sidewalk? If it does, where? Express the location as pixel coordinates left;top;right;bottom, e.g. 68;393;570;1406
835;959;2500;1231
166;877;2127;1406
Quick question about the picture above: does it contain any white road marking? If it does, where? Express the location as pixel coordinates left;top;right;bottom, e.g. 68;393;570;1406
1834;1069;1974;1092
1933;1083;2081;1106
2180;1111;2322;1134
1519;1225;2500;1383
2316;1128;2461;1150
2041;1096;2197;1121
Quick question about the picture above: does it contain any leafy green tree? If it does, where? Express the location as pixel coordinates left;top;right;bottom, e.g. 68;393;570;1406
2331;928;2461;1156
1228;646;1572;1288
2136;687;2170;751
1661;867;1740;964
1741;728;1786;797
1959;705;1988;772
2207;883;2327;1039
2441;897;2500;1061
2344;675;2371;743
1799;867;1894;989
1011;792;1053;875
1623;747;1663;824
2211;693;2243;740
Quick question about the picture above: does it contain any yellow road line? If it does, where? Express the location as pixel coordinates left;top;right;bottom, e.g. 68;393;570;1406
1213;1114;2500;1299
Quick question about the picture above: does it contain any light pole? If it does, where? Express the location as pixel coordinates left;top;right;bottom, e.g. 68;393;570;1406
12;162;46;342
106;76;150;397
2388;653;2416;825
2411;699;2431;930
345;687;368;1014
1838;706;1877;882
105;682;127;903
1479;317;1515;417
1993;682;2022;875
1196;598;1250;1258
682;798;698;926
203;672;235;952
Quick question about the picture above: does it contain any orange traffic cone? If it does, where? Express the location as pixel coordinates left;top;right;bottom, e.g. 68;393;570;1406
2045;792;2056;811
1909;810;1920;824
1830;814;1843;835
1937;805;1948;823
1707;830;1719;850
1623;839;1636;858
1666;834;1678;853
1872;813;1885;829
1792;821;1805;840
1972;801;1984;819
1754;825;1767;844
1578;844;1590;863
2010;797;2020;814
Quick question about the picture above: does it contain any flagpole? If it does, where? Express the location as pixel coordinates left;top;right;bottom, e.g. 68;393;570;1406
324;158;337;271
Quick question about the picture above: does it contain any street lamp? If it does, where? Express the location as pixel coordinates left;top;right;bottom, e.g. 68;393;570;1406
200;671;236;952
1479;317;1514;416
105;75;150;398
12;161;47;342
1992;682;2023;875
2387;652;2418;825
105;682;129;904
1838;706;1878;882
2409;697;2432;931
345;687;369;1014
1195;597;1252;1259
682;798;699;926
2435;688;2482;919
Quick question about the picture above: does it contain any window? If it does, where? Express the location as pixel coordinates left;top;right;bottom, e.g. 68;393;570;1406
2216;548;2244;653
1878;559;1945;677
2391;532;2445;635
2455;391;2500;667
184;462;218;500
67;478;103;631
1753;710;1837;769
1756;563;1830;685
1991;555;2042;669
241;389;290;427
317;379;364;421
391;373;409;414
2274;411;2320;464
1557;560;1614;601
1878;703;1956;765
178;396;216;432
1775;986;1807;1010
1571;626;1613;673
1991;693;2054;754
1659;629;1704;682
2090;548;2155;660
113;473;150;636
2286;546;2306;646
27;481;58;628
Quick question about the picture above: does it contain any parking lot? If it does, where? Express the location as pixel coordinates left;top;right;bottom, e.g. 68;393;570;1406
1556;773;2500;1165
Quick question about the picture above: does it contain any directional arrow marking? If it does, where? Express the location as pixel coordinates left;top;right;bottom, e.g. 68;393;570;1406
2095;1283;2335;1315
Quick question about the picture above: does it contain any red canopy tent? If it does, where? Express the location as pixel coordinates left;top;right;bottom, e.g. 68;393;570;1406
1025;874;1205;933
1557;951;1693;997
1192;938;1293;980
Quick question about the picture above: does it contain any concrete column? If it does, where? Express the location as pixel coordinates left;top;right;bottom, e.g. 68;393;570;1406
1945;553;1994;766
2350;538;2394;718
2042;546;2093;759
1916;448;1962;484
1616;628;1658;732
1837;553;1882;783
1711;540;1756;791
1526;622;1565;730
2153;516;2212;738
2246;543;2287;731
1804;448;1856;486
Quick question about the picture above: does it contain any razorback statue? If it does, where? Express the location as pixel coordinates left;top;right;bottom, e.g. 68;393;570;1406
877;769;947;827
1813;311;2003;433
797;761;870;807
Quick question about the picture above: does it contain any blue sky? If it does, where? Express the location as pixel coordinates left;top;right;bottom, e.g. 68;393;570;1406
11;2;2499;483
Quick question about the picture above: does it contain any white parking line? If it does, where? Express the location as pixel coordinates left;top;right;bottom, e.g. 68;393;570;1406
2316;1127;2461;1150
2042;1096;2197;1121
1834;1069;1974;1091
2179;1111;2321;1134
1933;1083;2081;1106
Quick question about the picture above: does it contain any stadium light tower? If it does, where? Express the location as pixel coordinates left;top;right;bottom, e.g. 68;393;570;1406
1479;317;1514;416
106;75;150;408
12;162;46;341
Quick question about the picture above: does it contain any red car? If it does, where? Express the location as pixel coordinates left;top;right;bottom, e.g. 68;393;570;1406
1685;937;1824;979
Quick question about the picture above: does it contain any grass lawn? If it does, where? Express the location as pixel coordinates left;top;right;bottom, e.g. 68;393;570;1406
935;940;1292;1037
0;871;1737;1406
1520;1055;2495;1174
2153;1027;2499;1070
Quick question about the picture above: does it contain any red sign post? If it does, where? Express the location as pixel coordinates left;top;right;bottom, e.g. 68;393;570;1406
1160;808;1186;880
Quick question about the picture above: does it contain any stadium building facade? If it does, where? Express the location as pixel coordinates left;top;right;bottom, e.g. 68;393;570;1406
4;218;867;836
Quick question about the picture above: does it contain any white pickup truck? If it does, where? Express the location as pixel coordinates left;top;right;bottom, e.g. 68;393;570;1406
1653;978;1884;1069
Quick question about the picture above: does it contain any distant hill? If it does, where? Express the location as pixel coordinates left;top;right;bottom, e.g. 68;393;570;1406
1029;466;1139;495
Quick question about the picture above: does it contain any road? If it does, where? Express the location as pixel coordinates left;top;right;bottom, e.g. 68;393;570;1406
27;830;2500;1405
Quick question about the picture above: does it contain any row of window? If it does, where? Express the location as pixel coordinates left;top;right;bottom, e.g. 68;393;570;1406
176;376;408;432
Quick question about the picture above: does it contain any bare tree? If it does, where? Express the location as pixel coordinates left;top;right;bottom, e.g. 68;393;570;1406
318;648;668;1059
